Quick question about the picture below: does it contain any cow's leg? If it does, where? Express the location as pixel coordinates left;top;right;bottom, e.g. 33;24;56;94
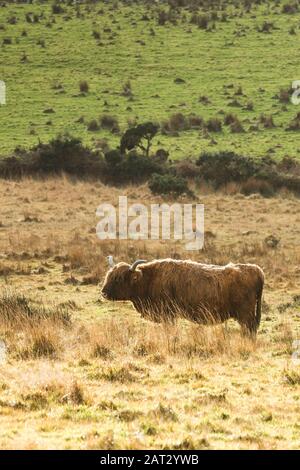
237;303;258;339
240;319;257;338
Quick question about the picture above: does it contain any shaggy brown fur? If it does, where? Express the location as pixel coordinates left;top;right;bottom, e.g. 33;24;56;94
101;259;265;335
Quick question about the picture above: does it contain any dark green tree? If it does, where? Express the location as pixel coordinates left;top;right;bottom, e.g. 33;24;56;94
120;122;159;157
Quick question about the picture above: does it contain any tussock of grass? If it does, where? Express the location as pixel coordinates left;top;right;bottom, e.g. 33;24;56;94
151;403;178;422
283;369;300;385
0;291;72;327
0;290;72;360
98;365;136;384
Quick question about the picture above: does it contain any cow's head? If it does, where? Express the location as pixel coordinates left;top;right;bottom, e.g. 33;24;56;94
101;259;147;301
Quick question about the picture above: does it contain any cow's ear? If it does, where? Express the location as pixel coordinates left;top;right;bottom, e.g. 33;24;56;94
130;269;143;284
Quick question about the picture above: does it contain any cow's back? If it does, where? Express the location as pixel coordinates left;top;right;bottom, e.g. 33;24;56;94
142;260;237;309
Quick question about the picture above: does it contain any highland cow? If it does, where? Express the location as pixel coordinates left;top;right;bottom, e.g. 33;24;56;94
101;258;264;335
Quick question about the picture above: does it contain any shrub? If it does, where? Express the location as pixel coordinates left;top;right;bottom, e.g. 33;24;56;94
259;114;275;128
154;148;169;163
149;173;193;197
258;21;274;33
235;86;243;96
92;30;101;39
195;151;299;195
279;87;292;103
240;178;275;197
103;145;164;184
198;14;209;30
188;114;203;129
94;138;110;153
277;156;300;175
224;113;244;132
7;16;17;25
104;149;123;166
3;37;12;45
121;80;133;97
0;135;105;178
196;151;259;187
162;113;188;134
35;135;104;175
287;112;300;131
79;80;89;93
100;114;120;133
110;152;163;184
157;10;168;26
87;119;100;131
206;117;222;132
190;12;200;25
282;2;299;14
270;173;300;194
37;38;46;48
230;120;245;133
245;101;254;111
175;160;200;178
289;26;296;35
224;113;237;126
52;3;65;14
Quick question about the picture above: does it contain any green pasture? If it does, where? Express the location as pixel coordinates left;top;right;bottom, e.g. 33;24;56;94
0;1;299;159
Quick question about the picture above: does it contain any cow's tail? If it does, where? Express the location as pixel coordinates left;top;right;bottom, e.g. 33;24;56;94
255;268;264;329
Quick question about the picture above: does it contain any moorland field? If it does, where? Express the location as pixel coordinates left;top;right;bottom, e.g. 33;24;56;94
0;0;300;451
0;178;299;449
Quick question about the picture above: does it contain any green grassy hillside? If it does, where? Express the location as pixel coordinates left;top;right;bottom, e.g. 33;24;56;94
0;0;300;159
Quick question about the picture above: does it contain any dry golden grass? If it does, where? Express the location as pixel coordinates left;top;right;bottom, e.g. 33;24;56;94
0;177;300;449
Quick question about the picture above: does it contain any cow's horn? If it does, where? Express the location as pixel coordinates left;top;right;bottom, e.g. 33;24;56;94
129;259;147;271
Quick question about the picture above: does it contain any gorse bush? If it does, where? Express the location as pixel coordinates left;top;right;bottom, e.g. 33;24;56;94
28;135;103;175
240;178;276;198
175;160;200;178
0;135;105;178
149;173;193;197
105;151;164;184
196;151;259;187
196;151;300;195
104;149;123;167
